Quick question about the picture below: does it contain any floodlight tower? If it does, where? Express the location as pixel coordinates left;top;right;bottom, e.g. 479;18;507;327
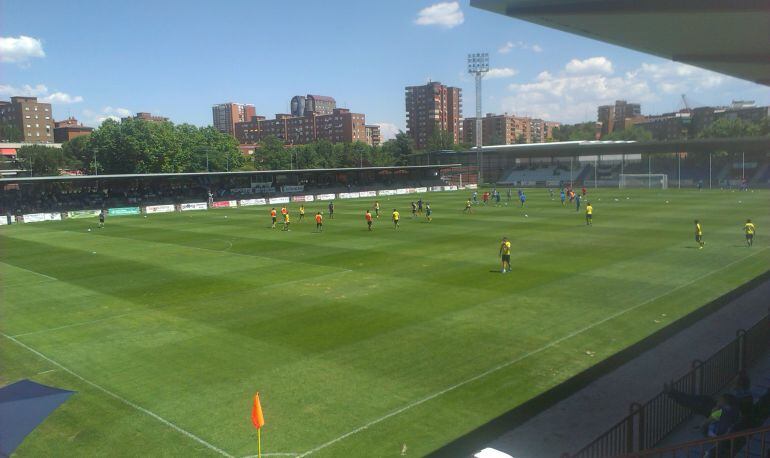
468;53;489;185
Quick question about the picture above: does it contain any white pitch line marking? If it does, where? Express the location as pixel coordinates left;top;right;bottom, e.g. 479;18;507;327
1;332;235;458
296;247;770;457
11;312;137;338
0;260;58;281
37;369;56;375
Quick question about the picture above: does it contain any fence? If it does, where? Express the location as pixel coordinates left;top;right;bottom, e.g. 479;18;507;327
618;424;770;458
564;311;770;458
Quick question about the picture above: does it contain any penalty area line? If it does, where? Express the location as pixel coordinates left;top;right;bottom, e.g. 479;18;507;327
296;247;770;457
1;332;235;458
0;260;58;281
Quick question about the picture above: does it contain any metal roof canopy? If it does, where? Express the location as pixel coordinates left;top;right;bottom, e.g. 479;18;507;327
0;164;461;184
448;137;770;158
470;0;770;85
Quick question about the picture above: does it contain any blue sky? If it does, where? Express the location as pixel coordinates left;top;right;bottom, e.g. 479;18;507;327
2;0;768;139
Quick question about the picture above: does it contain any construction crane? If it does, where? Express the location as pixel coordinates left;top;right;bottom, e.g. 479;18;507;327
681;94;691;111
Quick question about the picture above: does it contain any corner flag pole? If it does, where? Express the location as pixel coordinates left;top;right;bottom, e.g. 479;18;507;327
251;392;265;458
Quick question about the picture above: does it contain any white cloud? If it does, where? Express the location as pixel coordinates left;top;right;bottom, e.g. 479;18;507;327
42;92;84;104
0;83;83;104
0;36;45;64
501;57;736;123
486;67;518;79
565;57;614;75
415;2;464;29
498;41;543;54
374;122;400;141
82;106;132;126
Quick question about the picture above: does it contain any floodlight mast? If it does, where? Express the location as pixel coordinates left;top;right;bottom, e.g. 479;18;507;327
468;53;489;185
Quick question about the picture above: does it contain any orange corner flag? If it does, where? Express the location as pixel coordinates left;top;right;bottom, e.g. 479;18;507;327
251;393;265;430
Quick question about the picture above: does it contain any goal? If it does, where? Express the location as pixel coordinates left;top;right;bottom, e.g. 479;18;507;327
619;173;668;189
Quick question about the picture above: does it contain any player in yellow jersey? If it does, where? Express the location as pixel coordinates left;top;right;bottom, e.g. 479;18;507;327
298;205;305;222
463;199;472;213
374;201;380;218
392;209;400;229
499;237;512;273
744;219;756;247
585;202;593;226
282;211;291;231
694;219;704;249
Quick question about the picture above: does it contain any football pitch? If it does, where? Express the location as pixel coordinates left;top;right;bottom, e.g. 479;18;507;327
1;188;768;457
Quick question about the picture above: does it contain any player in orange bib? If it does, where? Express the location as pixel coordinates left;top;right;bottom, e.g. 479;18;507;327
315;212;323;232
365;209;373;231
270;208;277;228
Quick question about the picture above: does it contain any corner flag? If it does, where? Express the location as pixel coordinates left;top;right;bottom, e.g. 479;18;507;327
251;393;265;429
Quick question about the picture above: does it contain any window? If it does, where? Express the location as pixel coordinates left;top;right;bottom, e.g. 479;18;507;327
25;115;30;119
25;107;29;110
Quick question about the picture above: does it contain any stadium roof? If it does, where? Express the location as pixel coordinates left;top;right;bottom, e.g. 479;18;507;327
0;164;461;184
443;137;770;158
470;0;770;85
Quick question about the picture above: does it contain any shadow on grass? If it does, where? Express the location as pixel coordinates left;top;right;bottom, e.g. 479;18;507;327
426;269;770;458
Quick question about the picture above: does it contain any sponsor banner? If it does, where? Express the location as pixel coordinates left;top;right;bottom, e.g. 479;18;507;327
431;186;444;192
0;215;9;225
316;193;336;201
239;198;267;206
145;204;175;214
67;209;100;219
109;207;141;216
181;202;208;211
465;184;478;190
212;200;238;208
395;188;408;195
281;185;305;193
21;213;59;223
291;195;315;203
339;192;360;199
359;190;377;198
23;213;46;223
378;189;396;196
406;188;416;194
415;187;428;193
444;185;458;191
268;196;290;204
238;199;267;207
252;182;274;189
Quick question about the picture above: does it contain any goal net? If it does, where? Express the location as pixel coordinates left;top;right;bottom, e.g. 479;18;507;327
619;174;668;189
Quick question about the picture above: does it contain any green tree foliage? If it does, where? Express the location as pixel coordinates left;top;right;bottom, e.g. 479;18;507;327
551;122;598;141
604;126;654;141
382;131;414;166
0;122;23;142
16;145;67;176
65;118;243;175
698;117;770;138
425;129;456;152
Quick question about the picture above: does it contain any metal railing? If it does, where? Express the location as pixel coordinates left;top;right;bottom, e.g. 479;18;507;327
617;424;770;458
564;312;770;458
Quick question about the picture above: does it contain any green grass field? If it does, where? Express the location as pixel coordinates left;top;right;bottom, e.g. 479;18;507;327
1;188;768;457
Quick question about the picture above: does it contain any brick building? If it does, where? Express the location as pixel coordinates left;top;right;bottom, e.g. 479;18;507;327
212;103;256;136
290;94;336;117
0;96;55;143
598;100;641;136
122;112;169;123
365;125;381;147
462;113;560;145
405;82;462;150
53;117;93;143
234;109;366;146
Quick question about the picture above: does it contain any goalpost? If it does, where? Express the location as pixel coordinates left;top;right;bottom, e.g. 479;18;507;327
619;173;668;189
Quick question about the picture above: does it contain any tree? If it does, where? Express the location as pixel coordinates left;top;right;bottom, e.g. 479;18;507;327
0;122;23;142
552;122;597;141
698;118;770;139
253;136;291;170
604;126;653;141
17;145;67;176
382;131;413;165
425;129;456;152
61;134;91;170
